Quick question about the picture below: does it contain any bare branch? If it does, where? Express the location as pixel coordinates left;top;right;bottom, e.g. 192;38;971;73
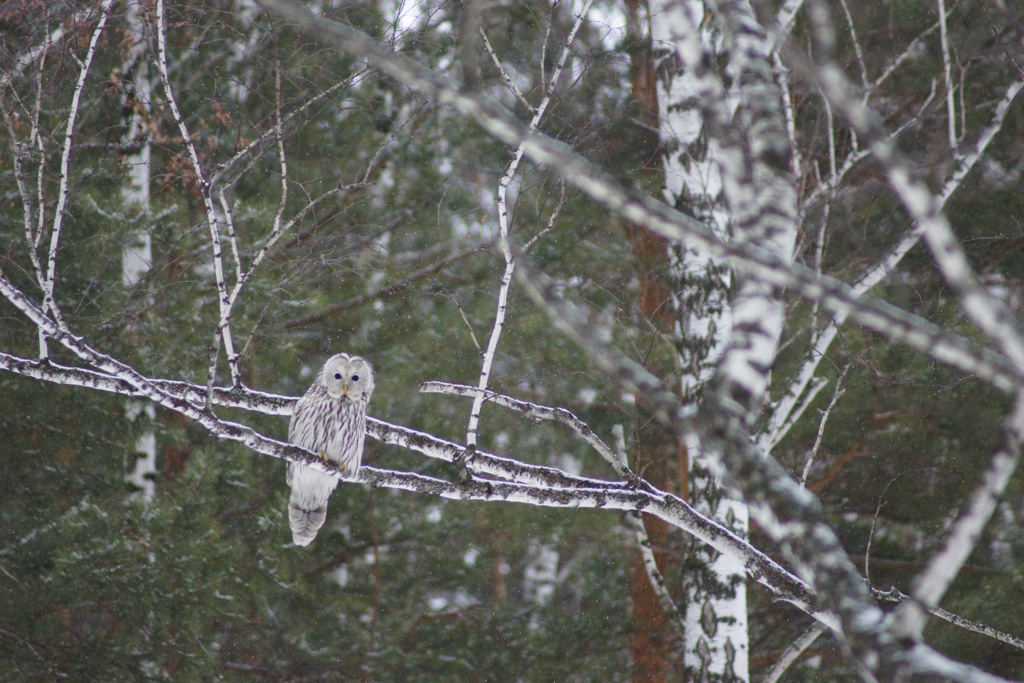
283;241;492;329
0;13;71;92
44;0;113;339
513;181;1005;681
608;421;688;649
761;623;825;683
154;0;240;390
765;76;1022;452
869;22;940;96
798;5;1024;372
799;365;848;488
256;0;1024;395
894;390;1024;639
874;586;1024;653
420;380;650;489
478;26;534;112
837;0;867;88
938;0;958;153
465;0;594;448
522;179;566;252
625;509;688;646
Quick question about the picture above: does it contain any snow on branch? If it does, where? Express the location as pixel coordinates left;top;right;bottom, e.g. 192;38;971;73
421;380;649;489
0;346;821;628
6;335;1024;656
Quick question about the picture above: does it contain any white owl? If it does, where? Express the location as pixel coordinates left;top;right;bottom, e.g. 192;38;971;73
287;353;374;546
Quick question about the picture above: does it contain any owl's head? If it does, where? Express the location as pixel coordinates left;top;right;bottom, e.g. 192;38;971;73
321;354;374;403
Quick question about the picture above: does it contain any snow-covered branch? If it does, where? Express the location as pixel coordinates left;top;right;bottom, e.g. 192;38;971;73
4;308;1022;663
0;346;820;627
421;380;649;488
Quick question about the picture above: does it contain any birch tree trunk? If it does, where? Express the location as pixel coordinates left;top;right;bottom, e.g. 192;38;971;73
121;0;156;502
649;0;750;678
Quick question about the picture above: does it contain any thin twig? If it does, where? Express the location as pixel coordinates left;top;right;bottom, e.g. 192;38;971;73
611;424;687;647
838;0;868;89
283;241;493;329
479;26;534;112
211;72;366;188
522;179;566;252
864;480;896;586
868;22;940;96
873;585;1024;652
445;292;483;353
895;390;1024;639
762;623;826;683
800;364;848;488
44;0;112;341
938;0;958;153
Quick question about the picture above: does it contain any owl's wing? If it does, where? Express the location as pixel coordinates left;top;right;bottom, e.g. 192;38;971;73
286;388;342;546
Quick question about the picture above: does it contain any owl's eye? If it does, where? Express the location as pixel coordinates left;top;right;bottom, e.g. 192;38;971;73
351;375;360;382
334;373;342;380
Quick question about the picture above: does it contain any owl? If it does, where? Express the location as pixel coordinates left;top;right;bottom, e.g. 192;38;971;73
287;353;374;546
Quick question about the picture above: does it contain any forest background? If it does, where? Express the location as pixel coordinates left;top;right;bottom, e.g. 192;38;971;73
2;0;1024;680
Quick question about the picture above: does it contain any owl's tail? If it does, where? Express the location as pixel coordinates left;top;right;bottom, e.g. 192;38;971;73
288;494;328;546
286;463;343;546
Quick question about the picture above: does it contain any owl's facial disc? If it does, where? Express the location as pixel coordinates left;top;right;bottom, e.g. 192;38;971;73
322;354;372;402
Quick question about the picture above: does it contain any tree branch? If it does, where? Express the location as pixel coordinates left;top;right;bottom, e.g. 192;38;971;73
154;0;240;390
255;0;1024;396
0;346;819;628
465;0;594;449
